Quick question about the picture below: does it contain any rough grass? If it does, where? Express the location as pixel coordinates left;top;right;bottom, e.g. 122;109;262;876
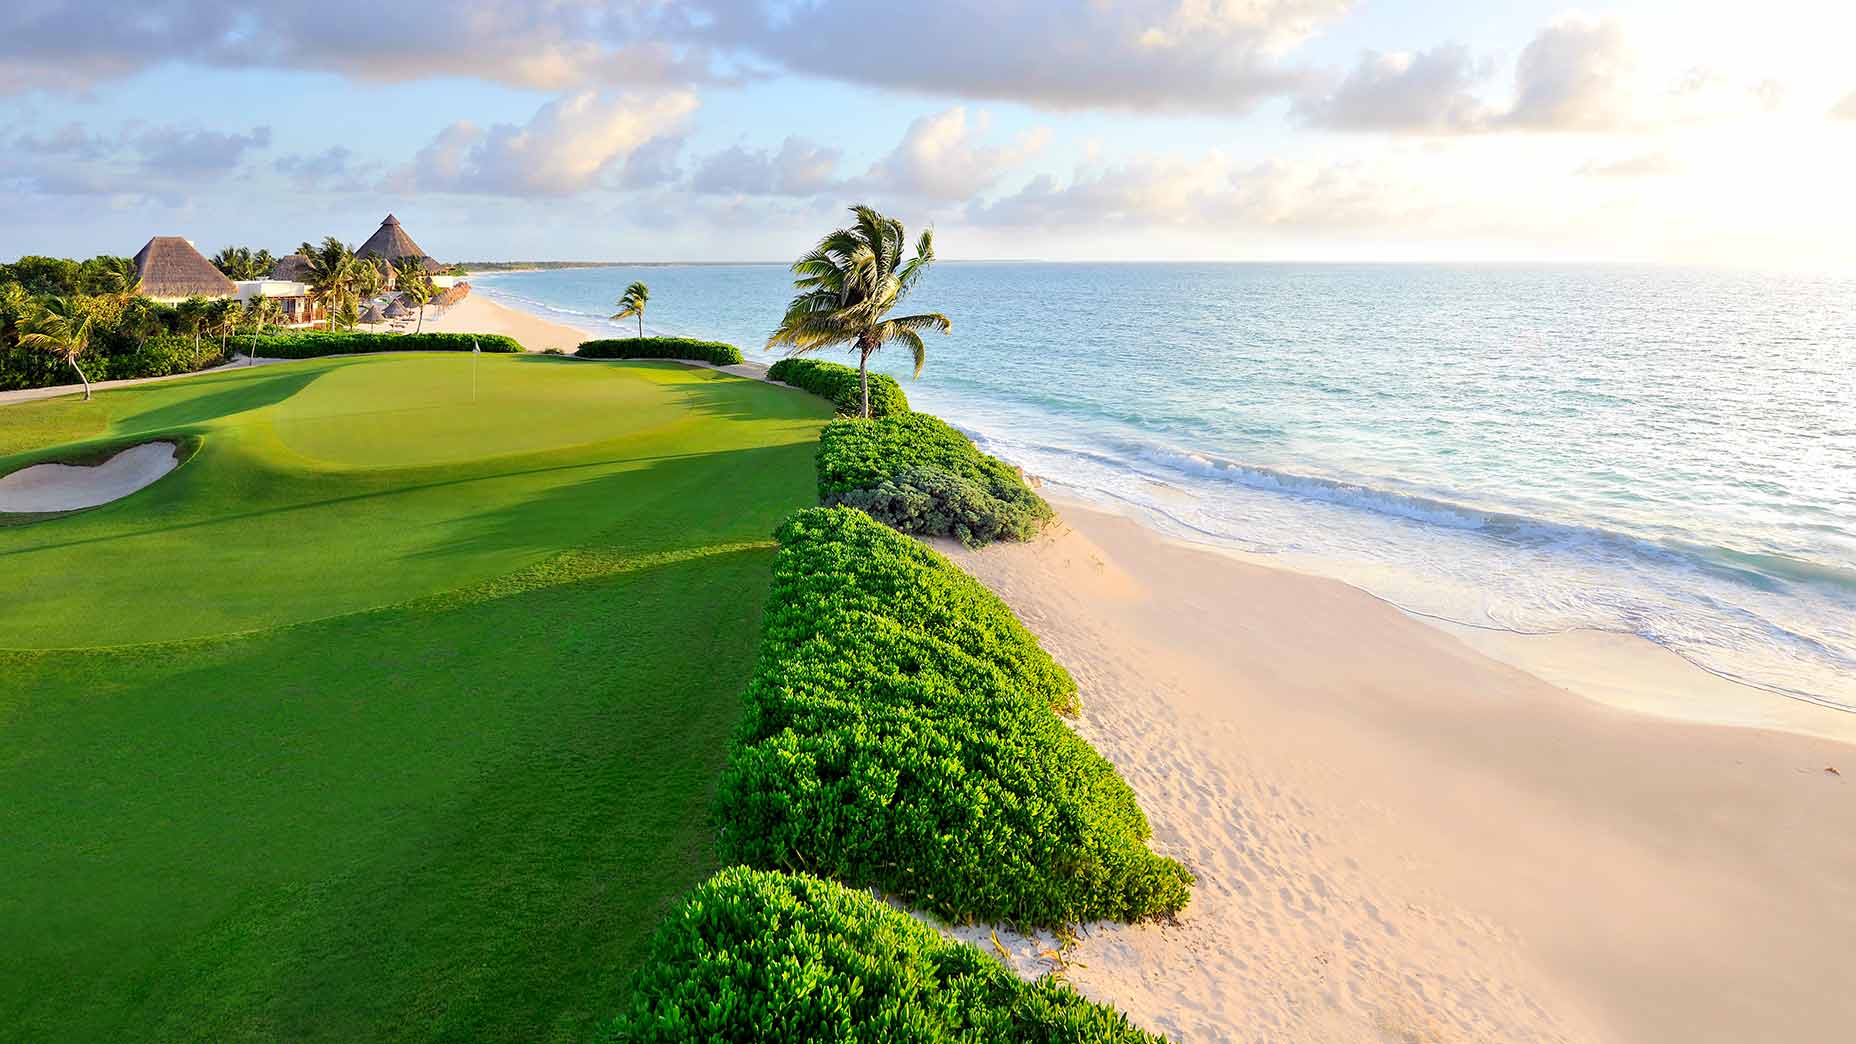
0;353;832;1043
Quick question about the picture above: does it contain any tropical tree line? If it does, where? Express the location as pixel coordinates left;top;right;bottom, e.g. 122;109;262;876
293;238;438;333
0;255;282;397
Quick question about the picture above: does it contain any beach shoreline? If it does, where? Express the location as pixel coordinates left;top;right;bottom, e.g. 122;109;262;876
936;500;1854;1043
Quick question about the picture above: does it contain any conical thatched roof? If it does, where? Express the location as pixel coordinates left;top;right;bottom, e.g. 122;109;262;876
360;302;388;323
270;253;312;281
383;298;409;318
355;214;441;272
133;236;236;300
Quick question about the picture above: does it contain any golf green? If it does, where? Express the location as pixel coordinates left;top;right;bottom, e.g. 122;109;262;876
0;353;831;1043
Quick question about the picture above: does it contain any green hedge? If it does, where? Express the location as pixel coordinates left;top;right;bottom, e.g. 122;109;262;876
575;336;744;366
766;358;910;418
716;508;1191;928
817;413;1053;547
762;502;1076;714
253;331;525;359
610;867;1166;1043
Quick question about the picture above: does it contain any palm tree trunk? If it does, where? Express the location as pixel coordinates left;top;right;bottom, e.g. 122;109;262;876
71;357;91;401
637;311;644;338
415;305;424;335
859;346;872;419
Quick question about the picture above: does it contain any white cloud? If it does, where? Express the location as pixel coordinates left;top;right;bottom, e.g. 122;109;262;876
1828;90;1856;121
0;120;271;201
1503;16;1640;132
968;152;1411;231
857;108;1051;201
395;91;698;196
1299;43;1493;132
691;137;841;196
0;2;722;94
704;0;1354;112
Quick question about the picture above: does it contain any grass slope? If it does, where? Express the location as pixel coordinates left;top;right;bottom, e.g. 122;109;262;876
0;354;831;1043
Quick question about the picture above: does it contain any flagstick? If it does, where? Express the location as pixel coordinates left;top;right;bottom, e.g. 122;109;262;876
471;338;479;403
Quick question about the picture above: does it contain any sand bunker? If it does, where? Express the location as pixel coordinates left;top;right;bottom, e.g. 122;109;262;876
0;441;180;513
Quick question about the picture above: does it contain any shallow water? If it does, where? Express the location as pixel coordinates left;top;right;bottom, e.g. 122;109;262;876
474;262;1856;710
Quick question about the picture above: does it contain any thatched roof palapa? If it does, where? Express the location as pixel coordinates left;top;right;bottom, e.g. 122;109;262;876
355;214;442;273
359;302;388;324
133;236;237;300
270;253;312;281
383;298;410;318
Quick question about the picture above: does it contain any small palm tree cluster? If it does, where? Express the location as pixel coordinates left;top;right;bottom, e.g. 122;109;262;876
769;204;950;418
296;238;422;332
612;280;649;337
209;246;277;281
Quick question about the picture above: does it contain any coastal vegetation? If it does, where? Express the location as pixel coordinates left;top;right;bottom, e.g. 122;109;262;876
769;205;950;419
766;357;910;417
249;330;523;358
575;335;744;365
209;245;277;280
716;507;1192;926
818;413;1055;547
611;867;1166;1043
612;280;650;336
0;354;832;1041
14;294;97;399
1;256;238;391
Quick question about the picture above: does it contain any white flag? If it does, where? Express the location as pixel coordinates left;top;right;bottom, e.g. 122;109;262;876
472;339;481;354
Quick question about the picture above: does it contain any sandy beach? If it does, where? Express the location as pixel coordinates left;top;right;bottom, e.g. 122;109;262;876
424;292;595;352
936;497;1855;1044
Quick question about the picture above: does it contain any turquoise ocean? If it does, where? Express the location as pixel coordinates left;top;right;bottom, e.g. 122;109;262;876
473;263;1856;711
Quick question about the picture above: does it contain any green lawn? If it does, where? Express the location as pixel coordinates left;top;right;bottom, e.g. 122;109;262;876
0;354;831;1043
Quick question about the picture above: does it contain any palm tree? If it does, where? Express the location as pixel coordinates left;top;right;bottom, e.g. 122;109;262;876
611;281;650;337
298;237;357;331
245;294;281;363
394;258;435;335
18;296;97;400
207;298;243;360
100;256;142;300
767;205;950;418
209;246;278;280
351;262;384;327
176;296;212;356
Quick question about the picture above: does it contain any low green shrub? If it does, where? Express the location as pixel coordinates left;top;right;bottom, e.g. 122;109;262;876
253;331;524;358
766;357;910;417
717;508;1191;928
764;504;1075;713
109;335;222;379
816;413;1053;547
610;867;1166;1043
574;336;744;365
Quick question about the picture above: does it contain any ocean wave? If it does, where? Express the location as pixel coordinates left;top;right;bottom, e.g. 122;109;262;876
1097;441;1856;598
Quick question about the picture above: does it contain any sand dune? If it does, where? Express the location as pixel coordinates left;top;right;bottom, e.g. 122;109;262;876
936;498;1855;1044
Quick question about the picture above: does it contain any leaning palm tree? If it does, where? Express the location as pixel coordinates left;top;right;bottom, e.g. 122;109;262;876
767;205;950;418
400;280;434;335
18;296;97;400
611;281;650;337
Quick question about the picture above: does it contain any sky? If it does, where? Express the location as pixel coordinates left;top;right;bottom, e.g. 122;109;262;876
2;0;1853;267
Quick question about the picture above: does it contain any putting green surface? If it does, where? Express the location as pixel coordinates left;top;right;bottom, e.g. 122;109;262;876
0;354;831;1043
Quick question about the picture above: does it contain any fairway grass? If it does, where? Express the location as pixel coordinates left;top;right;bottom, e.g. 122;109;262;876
0;354;831;1043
